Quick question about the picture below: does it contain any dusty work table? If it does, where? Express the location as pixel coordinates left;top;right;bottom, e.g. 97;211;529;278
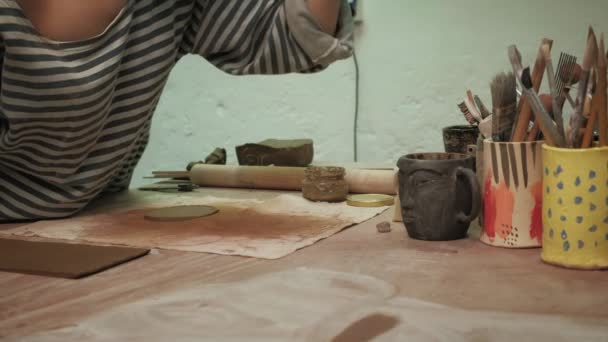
1;188;607;341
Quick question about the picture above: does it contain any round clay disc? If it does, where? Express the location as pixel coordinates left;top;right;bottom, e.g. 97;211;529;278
346;194;395;208
144;205;219;221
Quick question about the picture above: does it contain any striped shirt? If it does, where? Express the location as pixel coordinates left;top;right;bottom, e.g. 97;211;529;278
0;0;353;221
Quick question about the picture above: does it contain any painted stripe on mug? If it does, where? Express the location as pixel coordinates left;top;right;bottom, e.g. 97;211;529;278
520;142;528;188
531;141;538;167
491;142;499;184
499;143;510;188
508;143;519;189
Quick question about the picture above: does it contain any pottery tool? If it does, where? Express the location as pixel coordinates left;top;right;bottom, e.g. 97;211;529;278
346;194;395;207
542;44;566;140
568;27;598;148
144;205;219;222
511;38;553;142
474;95;492;119
458;101;478;126
478;116;493;139
490;72;517;141
598;33;608;146
525;93;554;141
555;53;578;109
464;91;483;123
509;45;565;147
175;164;398;195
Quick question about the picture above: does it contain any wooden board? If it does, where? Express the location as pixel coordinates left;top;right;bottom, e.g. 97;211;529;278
1;189;607;340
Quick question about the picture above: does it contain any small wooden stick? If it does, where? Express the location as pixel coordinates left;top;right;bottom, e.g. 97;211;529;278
568;27;598;148
511;38;553;142
598;33;607;147
581;95;599;148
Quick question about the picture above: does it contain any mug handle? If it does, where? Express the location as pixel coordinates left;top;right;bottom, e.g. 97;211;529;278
454;167;481;224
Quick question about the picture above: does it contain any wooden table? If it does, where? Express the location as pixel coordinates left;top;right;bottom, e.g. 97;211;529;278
1;189;607;341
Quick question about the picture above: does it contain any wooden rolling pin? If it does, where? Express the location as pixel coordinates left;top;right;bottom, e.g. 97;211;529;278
181;164;397;195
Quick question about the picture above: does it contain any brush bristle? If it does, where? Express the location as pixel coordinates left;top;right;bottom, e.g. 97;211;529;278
490;72;517;110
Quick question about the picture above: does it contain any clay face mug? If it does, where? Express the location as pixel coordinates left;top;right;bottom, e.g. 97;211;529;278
397;153;481;241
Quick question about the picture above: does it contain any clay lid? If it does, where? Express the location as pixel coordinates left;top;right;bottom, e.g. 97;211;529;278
304;166;346;180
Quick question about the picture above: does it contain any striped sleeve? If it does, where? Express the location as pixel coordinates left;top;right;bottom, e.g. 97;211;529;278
184;0;353;74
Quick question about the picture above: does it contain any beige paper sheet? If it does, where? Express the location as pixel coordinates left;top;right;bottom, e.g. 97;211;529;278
2;194;388;259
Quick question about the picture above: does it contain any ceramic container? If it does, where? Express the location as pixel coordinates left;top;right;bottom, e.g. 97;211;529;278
442;125;480;154
541;145;608;270
480;139;544;248
397;152;480;241
302;166;348;202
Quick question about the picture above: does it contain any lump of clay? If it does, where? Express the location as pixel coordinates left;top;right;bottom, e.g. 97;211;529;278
236;139;313;167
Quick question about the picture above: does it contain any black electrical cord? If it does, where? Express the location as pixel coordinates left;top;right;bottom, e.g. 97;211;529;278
352;49;359;162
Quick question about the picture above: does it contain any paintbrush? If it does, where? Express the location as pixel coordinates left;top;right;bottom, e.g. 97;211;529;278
474;95;492;119
597;33;607;146
509;45;565;147
511;38;554;142
490;72;517;142
568;26;598;148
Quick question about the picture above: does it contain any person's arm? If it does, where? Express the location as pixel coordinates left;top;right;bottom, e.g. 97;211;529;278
182;0;353;75
307;0;342;34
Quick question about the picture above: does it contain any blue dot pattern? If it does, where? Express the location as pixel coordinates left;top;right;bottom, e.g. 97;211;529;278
561;230;568;240
589;170;596;179
576;217;584;224
563;241;570;251
554;165;563;176
548;209;552;218
589;185;597;193
549;228;554;238
575;177;581;186
545;167;549;176
578;240;584;249
557;182;564;190
560;216;567;222
589;225;598;232
590;203;597;211
575;197;583;204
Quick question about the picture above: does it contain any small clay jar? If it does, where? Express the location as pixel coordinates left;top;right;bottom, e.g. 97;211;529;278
302;166;348;202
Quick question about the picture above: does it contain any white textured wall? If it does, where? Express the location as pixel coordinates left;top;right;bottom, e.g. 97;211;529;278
132;0;608;187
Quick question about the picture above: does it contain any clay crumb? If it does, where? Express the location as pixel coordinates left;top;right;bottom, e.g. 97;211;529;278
376;221;391;233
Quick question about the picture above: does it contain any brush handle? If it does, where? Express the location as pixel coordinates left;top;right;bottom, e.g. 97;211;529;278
511;39;553;142
568;70;591;147
545;55;566;139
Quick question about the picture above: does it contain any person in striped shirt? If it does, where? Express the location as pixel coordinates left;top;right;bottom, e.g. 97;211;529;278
0;0;353;221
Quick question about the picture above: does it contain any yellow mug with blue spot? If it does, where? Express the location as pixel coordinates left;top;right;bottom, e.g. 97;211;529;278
541;145;608;269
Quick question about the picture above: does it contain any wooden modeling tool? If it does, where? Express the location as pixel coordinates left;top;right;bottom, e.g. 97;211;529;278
542;44;566;140
511;38;553;142
597;33;607;147
490;72;517;141
568;27;598;148
464;91;483;123
458;101;478;125
474;95;492;119
509;45;565;147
